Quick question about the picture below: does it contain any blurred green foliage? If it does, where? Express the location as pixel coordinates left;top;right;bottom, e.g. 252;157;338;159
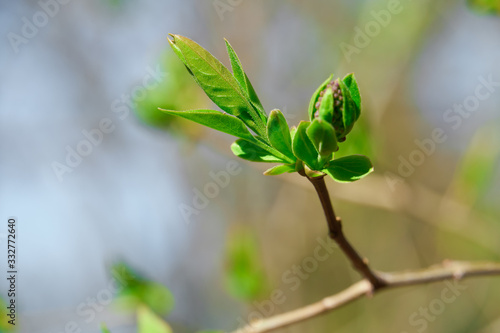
0;297;15;332
111;262;174;316
100;323;112;333
452;125;500;204
467;0;500;14
137;305;173;333
225;226;269;302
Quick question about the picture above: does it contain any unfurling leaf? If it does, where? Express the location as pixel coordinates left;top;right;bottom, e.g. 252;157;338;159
263;163;296;176
308;74;334;121
325;155;373;183
292;121;320;170
342;73;361;111
225;39;266;121
306;119;338;161
159;109;254;140
267;109;295;159
168;34;266;136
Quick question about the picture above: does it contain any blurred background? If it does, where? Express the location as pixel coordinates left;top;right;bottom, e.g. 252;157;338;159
1;0;500;332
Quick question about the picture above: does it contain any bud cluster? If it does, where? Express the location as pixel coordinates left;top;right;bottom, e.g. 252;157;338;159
313;79;347;142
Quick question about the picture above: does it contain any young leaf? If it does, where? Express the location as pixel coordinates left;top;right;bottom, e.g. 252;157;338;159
263;163;296;176
224;39;267;123
292;121;320;170
159;109;254;140
168;34;266;136
317;88;334;123
231;139;285;163
267;109;294;159
137;306;173;333
308;74;334;121
325;155;373;183
338;80;360;135
306;119;338;160
342;73;361;111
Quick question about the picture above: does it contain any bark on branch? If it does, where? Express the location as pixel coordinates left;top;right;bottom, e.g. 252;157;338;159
232;261;500;333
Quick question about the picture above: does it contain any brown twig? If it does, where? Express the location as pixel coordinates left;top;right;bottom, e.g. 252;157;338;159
231;260;500;333
307;175;386;289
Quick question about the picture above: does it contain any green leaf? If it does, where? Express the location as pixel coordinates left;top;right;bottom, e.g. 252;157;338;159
338;80;360;135
342;73;361;111
168;34;266;136
317;88;334;123
263;163;296;176
159;109;254;140
292;121;320;170
325;155;373;183
137;306;173;333
308;74;333;121
231;139;284;163
306;119;338;162
224;39;267;123
267;109;294;159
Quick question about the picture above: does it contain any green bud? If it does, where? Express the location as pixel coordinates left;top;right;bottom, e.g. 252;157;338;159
309;74;361;143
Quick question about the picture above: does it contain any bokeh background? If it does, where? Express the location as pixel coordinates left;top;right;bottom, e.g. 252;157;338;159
1;0;500;332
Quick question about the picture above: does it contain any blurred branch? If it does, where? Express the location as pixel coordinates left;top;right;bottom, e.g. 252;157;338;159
232;260;500;333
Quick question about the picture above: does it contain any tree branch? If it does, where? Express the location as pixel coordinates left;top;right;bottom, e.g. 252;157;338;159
231;260;500;333
307;175;386;289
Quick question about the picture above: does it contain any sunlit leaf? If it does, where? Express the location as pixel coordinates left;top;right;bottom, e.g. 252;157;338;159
225;39;266;121
292;121;320;169
267;109;294;159
325;155;373;182
342;73;361;111
308;74;334;121
231;139;284;163
159;109;254;140
263;163;296;176
306;119;338;162
168;34;266;136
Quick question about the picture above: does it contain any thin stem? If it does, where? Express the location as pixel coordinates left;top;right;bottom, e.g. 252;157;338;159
231;260;500;333
307;175;386;289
